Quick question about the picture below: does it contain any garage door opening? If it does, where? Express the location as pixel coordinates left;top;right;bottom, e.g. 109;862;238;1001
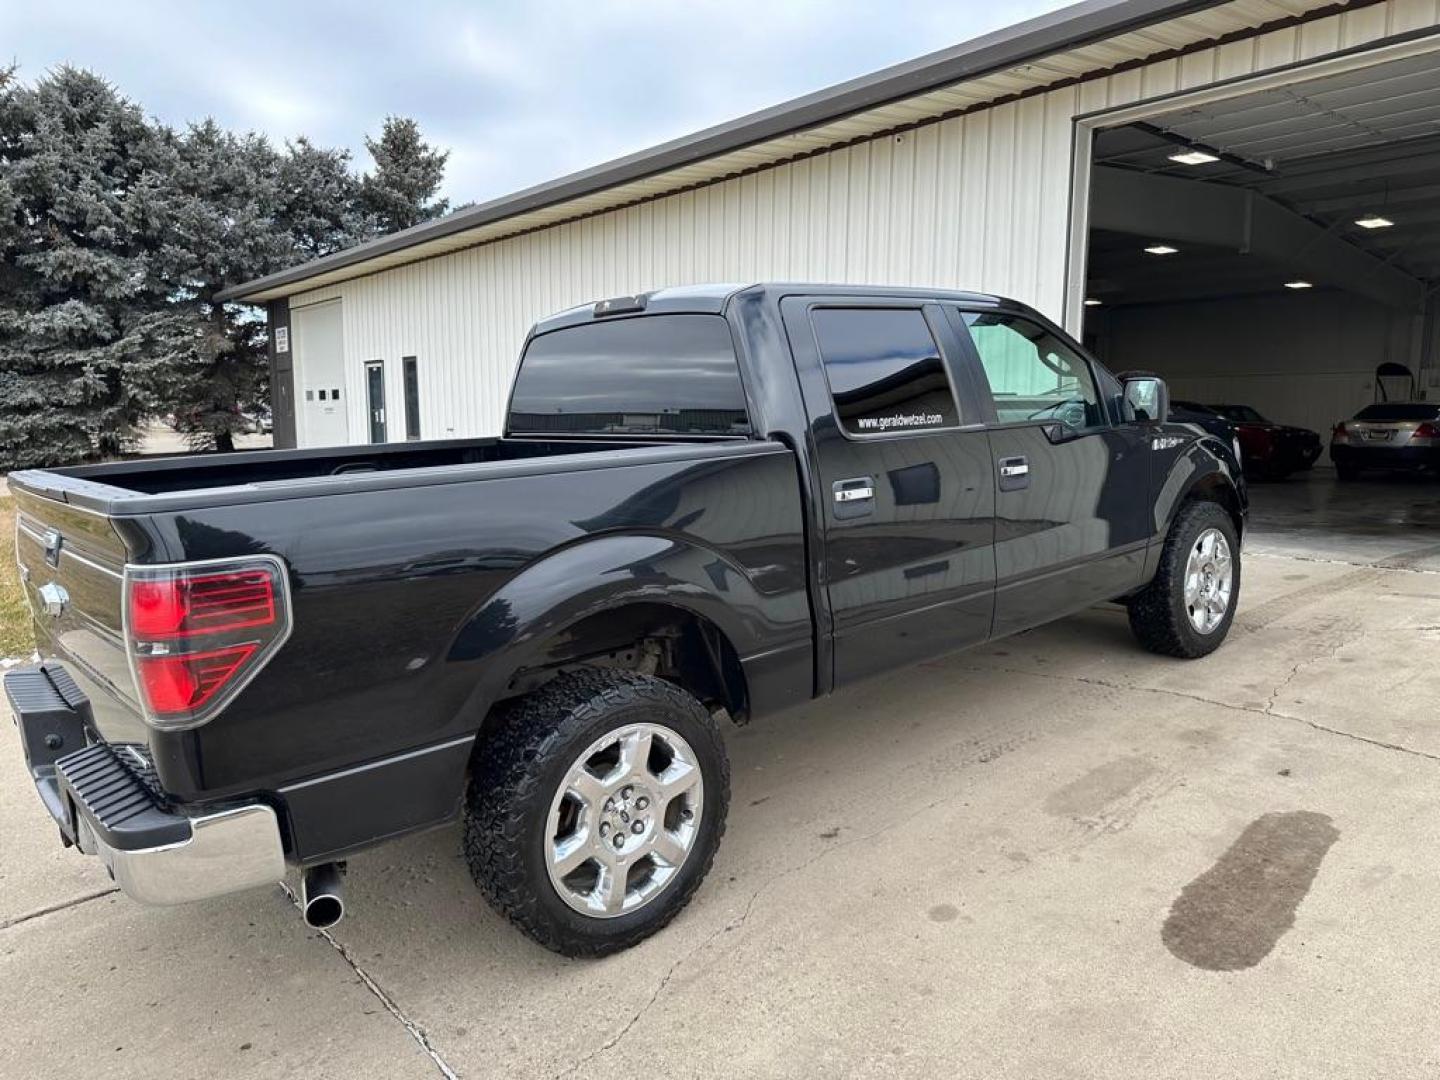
1078;49;1440;480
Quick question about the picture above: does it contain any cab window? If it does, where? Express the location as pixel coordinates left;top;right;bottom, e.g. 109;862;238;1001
811;307;961;436
961;312;1104;429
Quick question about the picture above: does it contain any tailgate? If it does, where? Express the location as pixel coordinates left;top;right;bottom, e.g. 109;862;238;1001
12;484;147;744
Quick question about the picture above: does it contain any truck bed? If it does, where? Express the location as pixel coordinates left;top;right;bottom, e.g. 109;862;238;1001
10;435;740;512
11;434;810;809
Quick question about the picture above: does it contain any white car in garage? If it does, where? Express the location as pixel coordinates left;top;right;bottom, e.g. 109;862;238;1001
1330;403;1440;480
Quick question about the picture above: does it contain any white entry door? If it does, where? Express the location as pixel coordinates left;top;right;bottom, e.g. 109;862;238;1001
291;300;349;447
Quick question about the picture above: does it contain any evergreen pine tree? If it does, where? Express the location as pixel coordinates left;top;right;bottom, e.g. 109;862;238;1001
0;67;164;469
359;116;450;233
134;121;291;452
277;136;370;258
0;68;453;466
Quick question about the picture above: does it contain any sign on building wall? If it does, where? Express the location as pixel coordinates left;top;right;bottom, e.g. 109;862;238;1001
274;326;290;354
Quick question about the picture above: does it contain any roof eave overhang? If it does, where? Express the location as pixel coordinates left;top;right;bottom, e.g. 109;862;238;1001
216;0;1234;304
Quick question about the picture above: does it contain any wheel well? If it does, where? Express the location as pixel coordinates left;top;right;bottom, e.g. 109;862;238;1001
1183;478;1244;539
495;603;750;726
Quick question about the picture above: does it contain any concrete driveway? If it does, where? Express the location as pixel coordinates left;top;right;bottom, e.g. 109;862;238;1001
1247;468;1440;570
5;489;1440;1078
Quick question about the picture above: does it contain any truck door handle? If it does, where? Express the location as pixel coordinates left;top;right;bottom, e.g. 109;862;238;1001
832;477;875;519
998;455;1030;491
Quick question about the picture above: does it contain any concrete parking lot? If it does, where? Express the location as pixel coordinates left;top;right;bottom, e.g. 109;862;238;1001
4;471;1439;1079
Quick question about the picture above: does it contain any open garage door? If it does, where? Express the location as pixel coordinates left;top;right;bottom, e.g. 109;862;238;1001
1074;43;1440;569
1077;48;1440;481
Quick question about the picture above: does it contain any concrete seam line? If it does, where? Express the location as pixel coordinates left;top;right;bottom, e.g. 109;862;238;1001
279;883;461;1080
0;886;120;931
957;664;1440;765
553;789;955;1079
1261;626;1367;718
1248;551;1440;577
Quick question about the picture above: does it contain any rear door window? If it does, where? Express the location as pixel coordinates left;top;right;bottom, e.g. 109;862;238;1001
960;312;1104;429
810;307;961;436
508;314;750;436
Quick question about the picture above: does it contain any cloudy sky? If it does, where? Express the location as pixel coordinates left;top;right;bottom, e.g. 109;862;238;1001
4;0;1073;205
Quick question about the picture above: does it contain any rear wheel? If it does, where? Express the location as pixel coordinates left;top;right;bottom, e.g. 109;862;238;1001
1128;501;1240;659
464;669;729;957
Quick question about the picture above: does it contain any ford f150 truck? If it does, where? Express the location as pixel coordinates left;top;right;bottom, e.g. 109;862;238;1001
6;284;1245;956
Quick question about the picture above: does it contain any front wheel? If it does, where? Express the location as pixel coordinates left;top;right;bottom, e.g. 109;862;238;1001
1127;501;1240;658
464;670;729;957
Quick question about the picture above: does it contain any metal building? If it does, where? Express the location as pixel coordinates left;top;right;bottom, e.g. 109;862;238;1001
219;0;1440;451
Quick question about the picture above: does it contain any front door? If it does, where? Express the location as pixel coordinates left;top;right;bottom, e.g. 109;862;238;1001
781;298;996;689
950;307;1150;637
366;360;387;444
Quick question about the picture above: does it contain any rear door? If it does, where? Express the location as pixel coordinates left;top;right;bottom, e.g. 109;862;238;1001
950;308;1150;637
781;297;996;688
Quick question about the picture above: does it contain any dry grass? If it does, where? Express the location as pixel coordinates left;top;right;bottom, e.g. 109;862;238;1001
0;497;34;659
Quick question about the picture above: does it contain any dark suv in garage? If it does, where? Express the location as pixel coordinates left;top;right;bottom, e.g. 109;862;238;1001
1331;402;1440;479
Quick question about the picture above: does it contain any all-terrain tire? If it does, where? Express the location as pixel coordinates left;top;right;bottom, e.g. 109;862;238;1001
464;669;729;957
1127;500;1240;659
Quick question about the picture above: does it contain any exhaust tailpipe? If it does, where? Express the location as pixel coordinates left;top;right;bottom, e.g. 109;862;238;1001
301;862;346;929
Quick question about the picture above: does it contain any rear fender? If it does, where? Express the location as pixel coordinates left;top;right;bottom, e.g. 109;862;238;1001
447;532;802;727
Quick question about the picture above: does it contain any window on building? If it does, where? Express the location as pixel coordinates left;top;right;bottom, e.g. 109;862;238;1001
403;357;421;440
961;312;1103;429
811;307;960;436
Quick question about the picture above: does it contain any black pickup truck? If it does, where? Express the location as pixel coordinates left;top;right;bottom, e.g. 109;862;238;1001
6;284;1244;955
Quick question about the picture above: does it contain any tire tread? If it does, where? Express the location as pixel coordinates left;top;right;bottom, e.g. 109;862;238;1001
464;669;728;957
1127;500;1238;659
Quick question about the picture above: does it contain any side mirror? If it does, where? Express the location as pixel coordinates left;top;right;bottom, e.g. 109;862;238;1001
1120;372;1169;424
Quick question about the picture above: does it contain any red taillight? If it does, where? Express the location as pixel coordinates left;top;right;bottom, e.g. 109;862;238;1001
130;570;276;637
1415;422;1440;439
125;557;290;729
135;645;259;715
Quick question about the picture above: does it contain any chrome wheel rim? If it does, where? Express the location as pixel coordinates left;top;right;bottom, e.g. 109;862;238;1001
1184;527;1233;634
545;723;704;919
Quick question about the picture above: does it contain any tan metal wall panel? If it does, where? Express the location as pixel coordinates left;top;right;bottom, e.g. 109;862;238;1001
288;0;1440;446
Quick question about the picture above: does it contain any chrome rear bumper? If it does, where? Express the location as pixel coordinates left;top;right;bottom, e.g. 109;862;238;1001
75;803;286;906
6;664;286;907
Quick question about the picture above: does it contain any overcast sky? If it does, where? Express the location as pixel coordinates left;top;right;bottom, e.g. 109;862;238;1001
4;0;1073;205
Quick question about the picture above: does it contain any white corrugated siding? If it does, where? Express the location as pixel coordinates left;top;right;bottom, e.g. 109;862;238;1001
290;0;1440;446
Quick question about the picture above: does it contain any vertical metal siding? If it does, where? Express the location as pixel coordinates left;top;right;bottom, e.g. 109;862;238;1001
288;0;1440;446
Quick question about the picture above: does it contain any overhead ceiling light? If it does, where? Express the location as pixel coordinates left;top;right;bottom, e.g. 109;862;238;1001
1284;280;1314;289
1083;298;1103;307
1144;244;1179;255
1354;214;1394;229
1168;149;1220;166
